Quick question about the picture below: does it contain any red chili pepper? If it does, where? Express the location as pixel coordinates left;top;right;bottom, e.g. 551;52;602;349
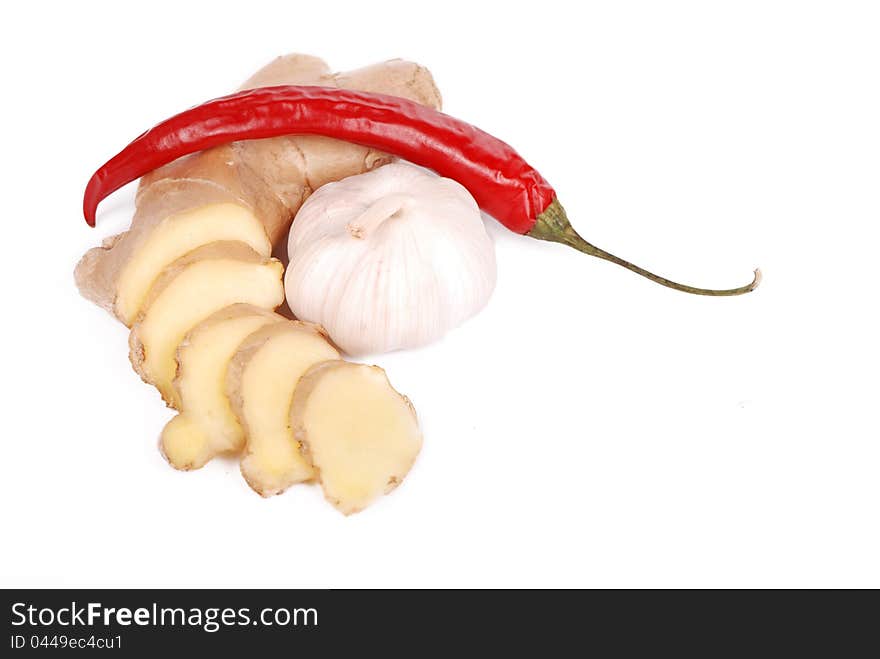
83;85;758;296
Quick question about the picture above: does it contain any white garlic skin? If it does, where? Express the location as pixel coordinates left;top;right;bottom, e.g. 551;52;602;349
285;163;497;355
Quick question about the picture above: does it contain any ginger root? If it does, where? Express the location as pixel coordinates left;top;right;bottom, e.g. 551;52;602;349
129;242;284;407
226;322;339;496
75;54;437;512
74;54;442;324
291;361;422;515
160;304;284;470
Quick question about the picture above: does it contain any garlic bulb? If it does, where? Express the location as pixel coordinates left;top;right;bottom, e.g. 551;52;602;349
285;163;496;355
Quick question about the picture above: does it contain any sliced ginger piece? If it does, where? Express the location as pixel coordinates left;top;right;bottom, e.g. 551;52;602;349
160;304;285;470
115;203;271;326
227;322;339;496
129;241;284;407
291;361;422;515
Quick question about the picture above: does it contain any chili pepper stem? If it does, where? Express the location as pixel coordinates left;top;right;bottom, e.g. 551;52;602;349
529;199;761;296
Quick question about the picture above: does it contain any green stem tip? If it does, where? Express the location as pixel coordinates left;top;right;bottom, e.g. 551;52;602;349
529;199;761;296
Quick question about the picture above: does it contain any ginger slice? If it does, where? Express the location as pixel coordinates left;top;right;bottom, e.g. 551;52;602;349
129;242;284;407
226;322;339;496
114;203;271;326
290;361;422;515
160;304;285;470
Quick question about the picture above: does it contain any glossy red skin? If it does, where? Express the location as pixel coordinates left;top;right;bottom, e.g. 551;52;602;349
83;85;556;233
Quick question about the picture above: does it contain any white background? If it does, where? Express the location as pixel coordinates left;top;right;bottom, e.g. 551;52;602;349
1;1;877;588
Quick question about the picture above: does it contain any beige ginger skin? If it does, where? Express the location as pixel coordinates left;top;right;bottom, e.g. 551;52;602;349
74;54;442;325
75;54;434;513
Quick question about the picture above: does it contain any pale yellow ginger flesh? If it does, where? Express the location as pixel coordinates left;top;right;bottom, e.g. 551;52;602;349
227;323;339;496
129;242;284;407
291;361;422;515
160;304;285;470
115;203;271;326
